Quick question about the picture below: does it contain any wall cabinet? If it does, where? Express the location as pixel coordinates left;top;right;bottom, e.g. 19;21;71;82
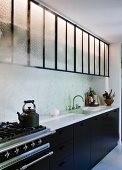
0;0;109;77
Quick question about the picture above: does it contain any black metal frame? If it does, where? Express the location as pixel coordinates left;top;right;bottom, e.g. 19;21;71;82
10;0;109;77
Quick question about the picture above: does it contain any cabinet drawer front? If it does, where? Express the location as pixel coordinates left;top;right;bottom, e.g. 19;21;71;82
74;119;91;137
52;125;73;146
50;155;73;170
51;140;73;163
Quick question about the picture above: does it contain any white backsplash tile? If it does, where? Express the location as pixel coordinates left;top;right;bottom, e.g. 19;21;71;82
0;63;93;122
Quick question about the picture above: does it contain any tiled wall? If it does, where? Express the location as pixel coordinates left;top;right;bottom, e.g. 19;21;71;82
0;63;93;122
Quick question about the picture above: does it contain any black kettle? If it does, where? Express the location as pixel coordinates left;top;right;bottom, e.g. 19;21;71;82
17;100;39;128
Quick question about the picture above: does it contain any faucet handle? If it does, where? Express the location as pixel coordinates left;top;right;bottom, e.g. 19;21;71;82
76;104;81;109
68;106;72;110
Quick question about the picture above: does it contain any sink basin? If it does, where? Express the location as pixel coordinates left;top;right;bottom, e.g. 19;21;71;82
82;106;107;112
69;106;107;114
69;108;84;114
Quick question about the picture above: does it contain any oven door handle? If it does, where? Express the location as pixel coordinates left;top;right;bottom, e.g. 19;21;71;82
19;151;53;170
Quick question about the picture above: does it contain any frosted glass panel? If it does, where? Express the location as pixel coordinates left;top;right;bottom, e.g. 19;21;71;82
0;0;12;63
83;32;88;73
95;39;99;75
105;44;108;76
67;23;74;71
90;35;94;74
14;0;27;29
100;41;104;75
0;0;11;23
45;10;55;69
30;3;43;67
57;17;66;70
76;28;82;72
13;0;27;65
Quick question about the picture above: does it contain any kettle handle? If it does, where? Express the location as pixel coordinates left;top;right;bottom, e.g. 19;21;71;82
22;100;36;112
24;100;34;104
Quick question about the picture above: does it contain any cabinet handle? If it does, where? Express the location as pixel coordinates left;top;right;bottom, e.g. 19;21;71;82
59;161;65;167
58;131;63;135
19;151;53;170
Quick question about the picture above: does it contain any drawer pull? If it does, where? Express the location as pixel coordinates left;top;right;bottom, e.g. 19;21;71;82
58;131;63;135
59;161;65;167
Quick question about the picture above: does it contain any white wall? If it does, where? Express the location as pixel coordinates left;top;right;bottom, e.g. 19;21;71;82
109;43;121;141
0;63;93;122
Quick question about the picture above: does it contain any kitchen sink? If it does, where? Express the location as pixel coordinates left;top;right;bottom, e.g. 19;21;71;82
69;105;108;114
82;105;107;112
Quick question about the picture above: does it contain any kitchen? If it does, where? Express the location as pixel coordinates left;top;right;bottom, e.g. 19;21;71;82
0;0;121;170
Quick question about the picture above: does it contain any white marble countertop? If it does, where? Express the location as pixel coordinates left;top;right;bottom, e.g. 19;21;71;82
39;105;119;131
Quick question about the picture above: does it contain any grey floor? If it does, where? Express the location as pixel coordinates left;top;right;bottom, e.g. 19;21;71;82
92;144;122;170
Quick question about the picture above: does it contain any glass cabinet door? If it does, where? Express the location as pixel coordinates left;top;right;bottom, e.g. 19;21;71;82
13;0;28;65
76;28;82;73
90;35;94;74
30;2;43;67
83;32;88;74
105;44;109;76
0;0;12;63
67;22;74;71
57;17;66;70
45;10;55;69
100;41;104;76
95;38;99;75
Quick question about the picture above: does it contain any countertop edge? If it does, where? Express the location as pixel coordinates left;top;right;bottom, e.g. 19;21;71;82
40;106;119;131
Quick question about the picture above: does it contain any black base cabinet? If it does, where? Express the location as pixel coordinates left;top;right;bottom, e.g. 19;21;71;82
74;119;91;170
106;109;119;152
50;155;73;170
49;125;74;170
34;108;119;170
90;114;108;168
74;108;119;170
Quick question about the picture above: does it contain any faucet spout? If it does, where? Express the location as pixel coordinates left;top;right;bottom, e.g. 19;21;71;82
72;95;84;109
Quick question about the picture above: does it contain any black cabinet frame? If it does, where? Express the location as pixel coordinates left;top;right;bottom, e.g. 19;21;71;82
9;0;109;77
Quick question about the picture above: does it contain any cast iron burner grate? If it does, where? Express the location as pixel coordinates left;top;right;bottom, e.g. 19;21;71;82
0;122;46;143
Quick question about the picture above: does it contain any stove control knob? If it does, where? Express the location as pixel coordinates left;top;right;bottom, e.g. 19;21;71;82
23;144;28;151
38;139;42;145
14;148;19;154
31;142;35;148
5;151;10;158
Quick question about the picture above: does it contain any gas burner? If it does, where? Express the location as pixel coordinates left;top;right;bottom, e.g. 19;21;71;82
0;122;46;143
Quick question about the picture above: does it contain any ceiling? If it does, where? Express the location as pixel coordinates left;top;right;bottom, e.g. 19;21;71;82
39;0;122;44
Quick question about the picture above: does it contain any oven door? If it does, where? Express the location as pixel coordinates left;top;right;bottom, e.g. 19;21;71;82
6;150;53;170
1;143;53;170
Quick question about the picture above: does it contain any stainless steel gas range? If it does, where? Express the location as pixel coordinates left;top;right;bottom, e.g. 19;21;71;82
0;122;55;170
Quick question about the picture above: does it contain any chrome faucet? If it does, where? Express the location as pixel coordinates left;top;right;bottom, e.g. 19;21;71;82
72;95;84;110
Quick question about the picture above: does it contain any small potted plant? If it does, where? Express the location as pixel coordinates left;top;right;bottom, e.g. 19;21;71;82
103;89;115;106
